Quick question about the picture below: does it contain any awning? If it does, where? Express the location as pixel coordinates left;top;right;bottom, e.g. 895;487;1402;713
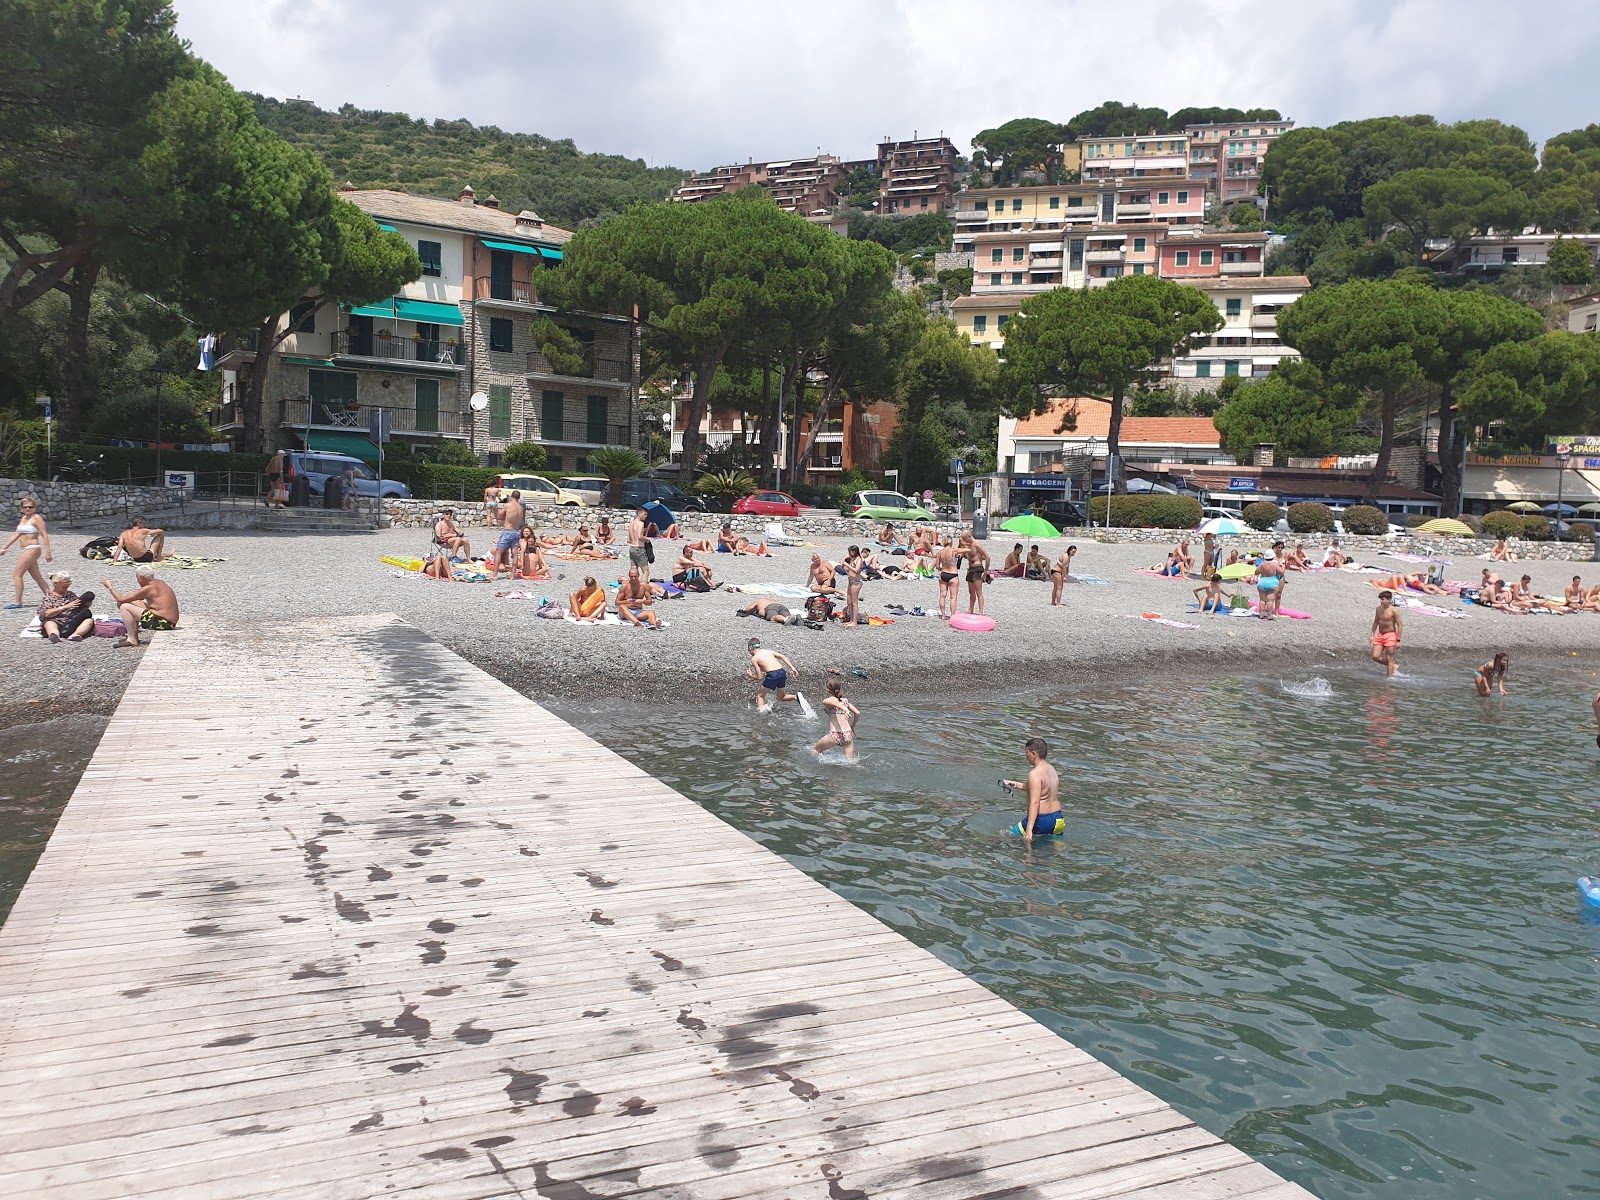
1255;293;1305;305
377;223;397;233
347;300;396;320
481;238;542;256
538;247;563;262
1464;464;1600;502
301;430;378;464
392;297;464;327
1028;241;1062;252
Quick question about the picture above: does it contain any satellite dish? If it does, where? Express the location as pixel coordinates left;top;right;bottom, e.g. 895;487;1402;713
469;391;489;412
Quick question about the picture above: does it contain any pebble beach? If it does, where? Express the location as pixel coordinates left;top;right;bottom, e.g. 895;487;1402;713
6;524;1600;721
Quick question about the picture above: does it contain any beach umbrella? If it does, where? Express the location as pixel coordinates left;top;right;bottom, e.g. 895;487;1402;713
1578;502;1600;515
1000;514;1058;539
642;500;676;532
1544;502;1579;516
1505;501;1543;513
1217;562;1257;579
1195;515;1246;536
1415;518;1474;536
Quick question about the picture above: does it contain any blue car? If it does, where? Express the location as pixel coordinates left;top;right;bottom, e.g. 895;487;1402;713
284;451;412;499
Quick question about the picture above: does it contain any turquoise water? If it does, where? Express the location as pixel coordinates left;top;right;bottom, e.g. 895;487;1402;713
561;658;1600;1200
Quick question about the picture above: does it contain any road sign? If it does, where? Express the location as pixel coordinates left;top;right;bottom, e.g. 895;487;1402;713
950;457;965;477
368;409;391;444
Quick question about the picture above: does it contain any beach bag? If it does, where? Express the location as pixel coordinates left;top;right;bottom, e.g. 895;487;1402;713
805;594;835;622
682;567;710;593
535;602;565;619
1229;594;1249;611
644;539;655;564
80;536;118;561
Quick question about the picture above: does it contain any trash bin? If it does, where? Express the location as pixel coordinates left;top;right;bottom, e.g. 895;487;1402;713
287;474;312;508
972;509;989;540
1592;529;1600;562
322;474;344;511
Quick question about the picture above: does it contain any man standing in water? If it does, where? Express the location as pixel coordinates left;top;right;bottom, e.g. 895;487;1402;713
1370;590;1402;677
745;637;799;712
1002;737;1063;841
1592;691;1600;748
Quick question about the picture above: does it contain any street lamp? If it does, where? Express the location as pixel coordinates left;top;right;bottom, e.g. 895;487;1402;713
1556;450;1571;537
146;368;167;485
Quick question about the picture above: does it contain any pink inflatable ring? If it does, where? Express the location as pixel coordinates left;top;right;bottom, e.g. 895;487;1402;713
950;612;996;632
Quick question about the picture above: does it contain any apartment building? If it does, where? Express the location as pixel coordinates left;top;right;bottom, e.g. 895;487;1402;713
1568;293;1600;333
950;293;1025;350
1080;225;1165;286
672;155;846;214
213;186;638;468
970;228;1065;294
1185;119;1293;205
1156;230;1268;279
1169;276;1311;386
1425;230;1600;277
667;398;898;482
879;135;958;214
1080;132;1190;165
674;163;762;203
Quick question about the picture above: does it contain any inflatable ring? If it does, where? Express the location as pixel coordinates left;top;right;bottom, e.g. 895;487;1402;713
950;612;996;632
1580;876;1600;911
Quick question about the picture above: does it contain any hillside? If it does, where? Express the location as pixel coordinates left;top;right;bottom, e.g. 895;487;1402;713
250;96;687;228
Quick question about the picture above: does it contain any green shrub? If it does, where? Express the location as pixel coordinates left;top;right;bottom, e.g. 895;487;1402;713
502;441;548;470
1341;504;1388;535
409;463;500;501
1242;500;1281;531
38;443;270;484
1287;502;1335;533
1566;521;1595;543
1479;510;1523;539
696;469;757;499
792;482;849;510
1405;513;1431;529
1088;494;1201;528
1520;515;1552;541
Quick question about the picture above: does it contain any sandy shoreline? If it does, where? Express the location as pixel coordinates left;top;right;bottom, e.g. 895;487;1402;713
5;524;1598;719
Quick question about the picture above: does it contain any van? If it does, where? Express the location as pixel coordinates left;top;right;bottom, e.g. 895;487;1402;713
283;451;411;499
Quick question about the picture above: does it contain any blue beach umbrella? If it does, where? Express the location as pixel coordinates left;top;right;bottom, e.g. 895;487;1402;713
642;500;676;532
1544;502;1579;516
1196;515;1246;536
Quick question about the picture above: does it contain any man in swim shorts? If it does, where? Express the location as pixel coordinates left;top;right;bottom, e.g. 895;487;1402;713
1002;736;1063;841
116;517;167;564
492;490;525;579
628;506;651;573
736;596;800;625
745;637;799;711
1370;589;1402;677
101;565;180;647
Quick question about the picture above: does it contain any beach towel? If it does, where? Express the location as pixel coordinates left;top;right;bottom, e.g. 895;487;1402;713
724;583;815;599
1381;551;1451;565
20;613;123;639
563;610;626;626
1067;574;1108;586
1186;603;1254;618
1134;567;1188;580
1392;595;1467;619
146;554;226;569
494;591;549;602
1130;612;1198;629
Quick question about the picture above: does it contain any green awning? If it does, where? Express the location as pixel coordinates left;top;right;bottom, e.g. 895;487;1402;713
377;223;397;233
482;238;542;256
392;297;464;327
301;429;379;464
347;300;396;320
538;247;563;262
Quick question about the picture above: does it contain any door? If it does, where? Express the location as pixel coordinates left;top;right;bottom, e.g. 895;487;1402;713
348;314;374;357
490;250;514;302
414;378;439;434
415;322;441;363
586;395;608;444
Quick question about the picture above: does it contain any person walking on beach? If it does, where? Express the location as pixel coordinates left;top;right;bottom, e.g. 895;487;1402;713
961;532;990;615
627;506;651;575
2;494;50;608
1474;653;1509;696
812;678;861;761
1370;590;1402;677
1002;737;1062;842
934;537;959;619
492;490;525;578
745;637;798;712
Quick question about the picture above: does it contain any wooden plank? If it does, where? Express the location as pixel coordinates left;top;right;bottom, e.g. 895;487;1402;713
0;615;1316;1199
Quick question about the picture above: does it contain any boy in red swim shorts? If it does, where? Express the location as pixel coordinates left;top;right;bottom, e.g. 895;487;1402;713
1370;590;1402;678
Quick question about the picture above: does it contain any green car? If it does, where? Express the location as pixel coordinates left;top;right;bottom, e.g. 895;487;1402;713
848;489;936;522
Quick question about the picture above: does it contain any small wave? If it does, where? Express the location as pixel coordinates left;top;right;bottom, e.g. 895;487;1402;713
1281;677;1335;698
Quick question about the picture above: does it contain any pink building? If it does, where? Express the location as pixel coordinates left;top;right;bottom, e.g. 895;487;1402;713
1157;231;1268;279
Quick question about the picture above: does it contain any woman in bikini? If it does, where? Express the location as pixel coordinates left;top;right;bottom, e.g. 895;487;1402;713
2;495;50;609
594;518;615;546
812;678;861;762
839;545;865;628
1474;653;1509;696
1049;545;1077;606
517;529;550;580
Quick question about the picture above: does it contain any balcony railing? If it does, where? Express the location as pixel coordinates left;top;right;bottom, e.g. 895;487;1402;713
1220;260;1262;275
1084;248;1126;262
469;275;537;305
279;398;463;436
523;419;633;447
331;330;466;366
215;332;258;360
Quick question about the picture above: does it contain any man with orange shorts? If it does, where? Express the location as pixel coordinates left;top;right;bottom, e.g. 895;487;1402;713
1370;590;1402;678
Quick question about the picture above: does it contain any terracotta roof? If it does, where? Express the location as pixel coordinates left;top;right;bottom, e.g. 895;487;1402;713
343;190;573;245
1011;398;1219;446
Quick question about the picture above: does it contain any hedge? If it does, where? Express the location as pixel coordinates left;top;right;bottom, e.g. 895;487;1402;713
1341;504;1388;535
31;443;270;483
1478;510;1522;539
1286;502;1335;533
1566;521;1595;543
1087;494;1201;528
1519;515;1552;541
1241;500;1281;531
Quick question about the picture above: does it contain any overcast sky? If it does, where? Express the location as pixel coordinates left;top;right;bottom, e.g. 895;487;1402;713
172;0;1600;170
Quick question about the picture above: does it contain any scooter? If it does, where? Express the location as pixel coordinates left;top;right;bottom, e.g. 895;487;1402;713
51;455;105;483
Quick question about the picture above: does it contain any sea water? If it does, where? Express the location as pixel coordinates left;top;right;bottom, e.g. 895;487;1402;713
561;657;1600;1200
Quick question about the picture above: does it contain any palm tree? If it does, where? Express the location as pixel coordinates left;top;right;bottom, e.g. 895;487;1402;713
587;446;647;508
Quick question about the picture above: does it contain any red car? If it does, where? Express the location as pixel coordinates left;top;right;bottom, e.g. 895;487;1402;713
732;490;804;518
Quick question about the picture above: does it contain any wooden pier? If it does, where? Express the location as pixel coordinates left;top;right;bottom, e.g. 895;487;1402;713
0;615;1316;1198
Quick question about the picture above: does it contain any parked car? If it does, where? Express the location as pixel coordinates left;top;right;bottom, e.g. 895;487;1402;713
283;451;411;499
847;490;936;521
732;490;804;518
1199;506;1241;522
621;477;707;512
556;476;607;507
1039;499;1087;529
482;474;588;507
1093;478;1179;495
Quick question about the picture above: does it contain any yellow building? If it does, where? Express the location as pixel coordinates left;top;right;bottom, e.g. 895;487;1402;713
950;294;1025;349
1081;132;1189;161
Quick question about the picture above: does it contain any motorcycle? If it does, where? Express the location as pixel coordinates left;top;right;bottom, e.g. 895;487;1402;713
52;455;105;483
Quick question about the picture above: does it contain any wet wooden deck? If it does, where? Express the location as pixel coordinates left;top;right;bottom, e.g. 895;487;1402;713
0;615;1317;1198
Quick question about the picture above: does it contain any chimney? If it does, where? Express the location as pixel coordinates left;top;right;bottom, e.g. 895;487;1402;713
514;209;543;232
459;184;475;205
1252;443;1276;468
482;194;500;209
337;180;357;193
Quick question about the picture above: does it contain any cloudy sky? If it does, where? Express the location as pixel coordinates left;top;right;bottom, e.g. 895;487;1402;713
172;0;1600;170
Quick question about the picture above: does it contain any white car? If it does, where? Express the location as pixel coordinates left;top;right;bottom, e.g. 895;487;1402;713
556;476;607;507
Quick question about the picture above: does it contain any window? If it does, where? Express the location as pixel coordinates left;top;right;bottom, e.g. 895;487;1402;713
1132;264;1146;274
997;314;1010;329
1011;247;1025;262
973;315;987;333
991;248;1004;263
1133;237;1146;252
1049;196;1060;209
414;378;439;434
1011;272;1023;285
489;249;514;301
488;383;512;439
288;300;318;334
1012;198;1022;212
1225;298;1242;317
546;454;563;470
1157;192;1169;205
417;240;443;277
1196;361;1211;378
1101;195;1115;222
1069;239;1084;270
975;200;989;211
1068;196;1083;207
308;369;358;423
1125;142;1134;155
1502;248;1519;263
1177;191;1189;204
990;273;1002;286
1200;250;1214;265
541;390;564;439
1175;251;1190;266
1224;361;1241;377
489;317;514;353
586;395;608;444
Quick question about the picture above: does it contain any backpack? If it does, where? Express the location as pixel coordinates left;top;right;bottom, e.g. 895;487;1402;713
80;536;118;561
805;594;835;622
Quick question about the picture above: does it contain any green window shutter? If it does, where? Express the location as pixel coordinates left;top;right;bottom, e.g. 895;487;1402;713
1224;360;1240;377
586;395;608;444
1226;298;1242;316
488;384;512;439
541;390;564;440
414;378;439;433
1196;361;1211;378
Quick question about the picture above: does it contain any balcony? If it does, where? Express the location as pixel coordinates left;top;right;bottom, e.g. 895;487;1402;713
331;330;467;368
213;332;258;364
1084;247;1126;263
1250;311;1280;328
470;275;537;305
1220;260;1263;276
524;419;634;447
525;350;631;387
279;398;464;437
954;209;992;223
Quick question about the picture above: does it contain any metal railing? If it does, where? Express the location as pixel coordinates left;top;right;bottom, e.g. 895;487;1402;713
522;419;633;446
279;398;463;436
331;330;467;365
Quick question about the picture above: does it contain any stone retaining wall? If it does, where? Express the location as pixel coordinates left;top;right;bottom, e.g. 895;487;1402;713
1074;527;1598;562
1;476;183;524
